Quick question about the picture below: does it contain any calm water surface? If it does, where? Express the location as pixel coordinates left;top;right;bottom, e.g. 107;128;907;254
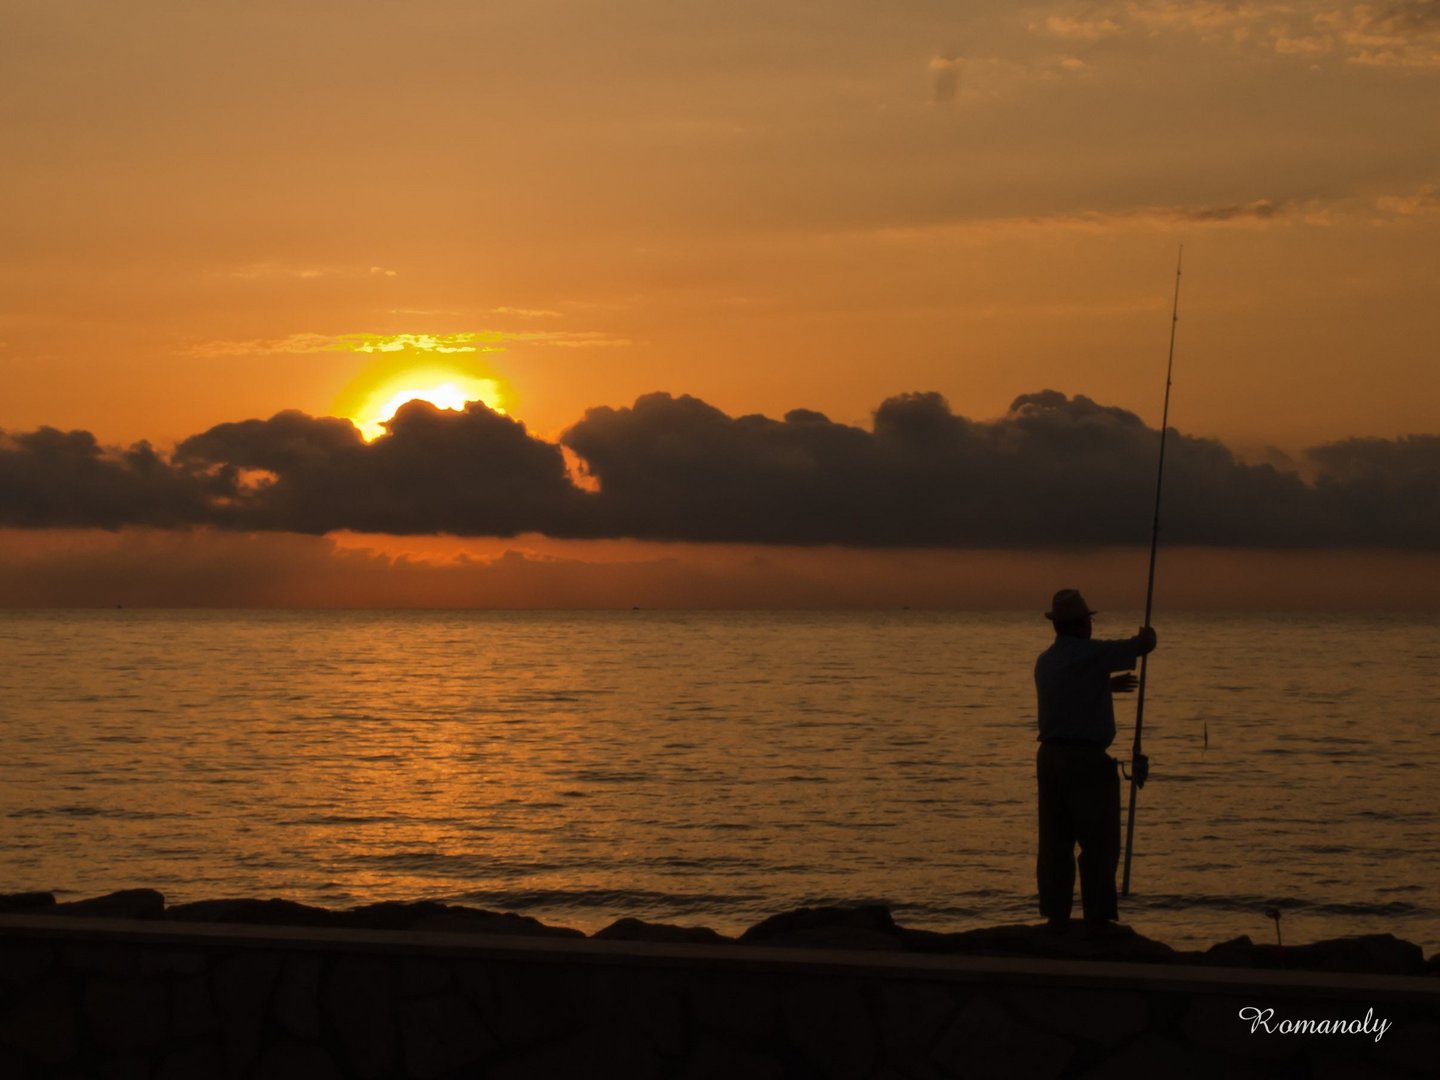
1;610;1436;952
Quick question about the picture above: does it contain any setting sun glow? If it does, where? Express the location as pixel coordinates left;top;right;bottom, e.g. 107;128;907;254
335;361;510;441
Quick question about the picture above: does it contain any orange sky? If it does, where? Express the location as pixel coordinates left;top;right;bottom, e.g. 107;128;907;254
2;2;1437;607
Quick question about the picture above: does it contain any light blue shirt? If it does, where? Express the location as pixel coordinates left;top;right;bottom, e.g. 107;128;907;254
1034;635;1144;747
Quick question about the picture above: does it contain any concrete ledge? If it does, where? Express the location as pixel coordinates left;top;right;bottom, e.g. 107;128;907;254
3;914;1436;1003
3;912;1436;1078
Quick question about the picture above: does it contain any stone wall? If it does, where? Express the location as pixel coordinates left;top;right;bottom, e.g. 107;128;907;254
1;914;1436;1079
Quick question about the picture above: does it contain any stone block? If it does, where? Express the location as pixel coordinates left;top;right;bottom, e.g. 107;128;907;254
323;956;398;1079
680;1036;786;1080
0;941;54;987
154;1042;224;1080
0;1044;39;1080
484;962;589;1049
254;1039;344;1080
61;942;136;976
1182;996;1306;1062
930;995;1073;1080
876;982;962;1054
589;968;687;1060
1307;1051;1408;1080
1373;1016;1440;1074
212;951;281;1078
782;976;878;1080
1078;1034;1271;1080
487;1024;665;1080
172;974;220;1039
94;1053;152;1080
139;951;208;977
399;957;452;998
454;962;497;1018
400;993;497;1078
271;953;322;1040
0;973;79;1065
1003;984;1149;1047
689;973;781;1042
82;976;169;1051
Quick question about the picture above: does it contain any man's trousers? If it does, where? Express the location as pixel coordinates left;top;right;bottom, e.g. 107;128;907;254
1036;742;1120;922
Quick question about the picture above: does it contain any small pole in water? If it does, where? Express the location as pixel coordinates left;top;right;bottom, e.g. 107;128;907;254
1121;245;1184;898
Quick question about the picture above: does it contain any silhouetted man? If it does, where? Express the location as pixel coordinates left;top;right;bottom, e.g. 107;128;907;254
1034;589;1156;930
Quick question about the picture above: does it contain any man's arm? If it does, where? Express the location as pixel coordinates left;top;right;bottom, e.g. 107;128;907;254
1100;626;1157;673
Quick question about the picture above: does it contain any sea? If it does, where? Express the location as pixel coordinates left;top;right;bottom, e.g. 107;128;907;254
2;609;1436;954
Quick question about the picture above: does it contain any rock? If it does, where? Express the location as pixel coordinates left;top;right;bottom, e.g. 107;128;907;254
0;892;55;913
1280;934;1426;976
81;976;169;1051
1200;936;1257;969
1003;984;1149;1047
167;897;339;928
910;922;1180;965
0;973;79;1065
343;900;584;938
593;917;731;945
782;976;878;1080
930;996;1074;1080
50;889;165;920
213;951;282;1078
739;905;905;950
323;957;398;1079
1200;933;1426;975
400;993;497;1077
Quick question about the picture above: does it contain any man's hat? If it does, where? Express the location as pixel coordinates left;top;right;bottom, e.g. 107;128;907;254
1045;589;1096;621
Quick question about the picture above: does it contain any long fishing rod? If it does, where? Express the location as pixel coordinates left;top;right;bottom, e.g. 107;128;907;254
1122;245;1183;898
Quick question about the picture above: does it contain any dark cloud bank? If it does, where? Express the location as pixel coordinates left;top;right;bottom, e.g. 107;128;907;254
2;390;1436;549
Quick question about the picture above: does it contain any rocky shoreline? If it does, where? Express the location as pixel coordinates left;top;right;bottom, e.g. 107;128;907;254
4;889;1436;977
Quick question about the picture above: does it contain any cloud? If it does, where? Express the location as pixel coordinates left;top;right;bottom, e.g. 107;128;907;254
869;195;1318;241
6;529;1437;610
1033;2;1440;68
1;390;1435;549
0;428;213;528
929;54;964;103
185;328;630;359
559;389;1335;546
176;402;589;537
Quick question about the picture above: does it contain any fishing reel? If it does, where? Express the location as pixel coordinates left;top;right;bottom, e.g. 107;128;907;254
1120;753;1150;789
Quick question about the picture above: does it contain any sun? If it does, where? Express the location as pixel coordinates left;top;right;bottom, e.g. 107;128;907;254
334;360;511;441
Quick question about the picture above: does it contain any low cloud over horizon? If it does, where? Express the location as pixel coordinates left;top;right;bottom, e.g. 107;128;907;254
2;389;1437;550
